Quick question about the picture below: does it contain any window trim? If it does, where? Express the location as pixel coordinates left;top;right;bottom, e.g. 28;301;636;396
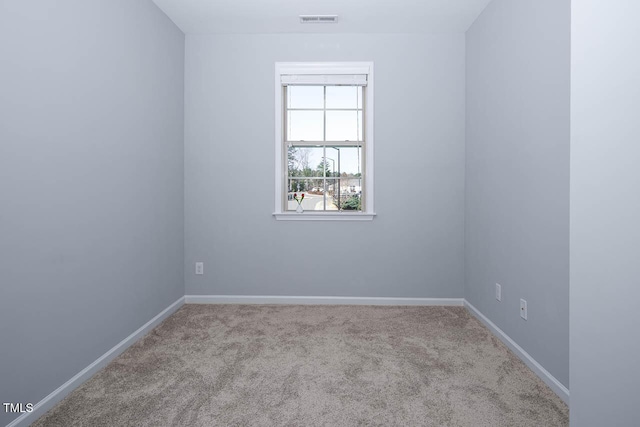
273;62;375;221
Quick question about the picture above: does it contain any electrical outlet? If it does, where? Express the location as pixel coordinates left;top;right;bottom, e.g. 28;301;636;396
495;283;502;301
195;262;204;275
520;299;528;320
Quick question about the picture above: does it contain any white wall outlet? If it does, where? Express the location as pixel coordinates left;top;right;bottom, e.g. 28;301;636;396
495;283;502;301
520;298;528;320
195;262;204;275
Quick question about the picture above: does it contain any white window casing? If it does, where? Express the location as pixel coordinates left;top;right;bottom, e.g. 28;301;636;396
273;62;375;221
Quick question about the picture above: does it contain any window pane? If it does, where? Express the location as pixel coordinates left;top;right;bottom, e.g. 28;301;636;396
326;179;362;211
287;179;325;211
288;111;323;141
288;146;325;177
338;192;362;211
326;146;362;178
288;178;324;195
328;176;363;211
326;111;361;141
288;86;324;109
326;86;359;109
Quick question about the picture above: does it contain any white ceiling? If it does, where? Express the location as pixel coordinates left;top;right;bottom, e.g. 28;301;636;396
152;0;493;34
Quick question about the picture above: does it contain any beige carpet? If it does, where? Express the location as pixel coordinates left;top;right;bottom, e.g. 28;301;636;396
33;305;568;426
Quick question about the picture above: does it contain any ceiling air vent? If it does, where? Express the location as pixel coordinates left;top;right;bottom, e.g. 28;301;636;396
300;15;338;24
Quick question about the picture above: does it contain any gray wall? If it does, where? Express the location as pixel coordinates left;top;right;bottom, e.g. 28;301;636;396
185;34;465;298
570;1;640;425
465;0;570;387
0;1;184;425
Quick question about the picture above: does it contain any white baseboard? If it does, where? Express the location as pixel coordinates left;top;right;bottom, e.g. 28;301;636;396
463;300;570;405
185;295;464;306
7;296;185;427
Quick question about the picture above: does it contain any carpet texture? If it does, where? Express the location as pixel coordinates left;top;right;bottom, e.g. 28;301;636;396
33;305;568;426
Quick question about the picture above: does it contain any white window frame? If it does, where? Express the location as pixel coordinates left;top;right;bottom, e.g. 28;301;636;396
273;62;376;221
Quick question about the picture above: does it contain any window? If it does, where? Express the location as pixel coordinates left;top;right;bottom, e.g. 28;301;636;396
274;62;375;221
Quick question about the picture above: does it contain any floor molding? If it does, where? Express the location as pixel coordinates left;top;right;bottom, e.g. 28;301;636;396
185;295;464;306
463;299;570;405
7;296;186;427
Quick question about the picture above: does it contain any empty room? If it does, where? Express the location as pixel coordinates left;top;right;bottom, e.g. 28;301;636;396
1;0;638;426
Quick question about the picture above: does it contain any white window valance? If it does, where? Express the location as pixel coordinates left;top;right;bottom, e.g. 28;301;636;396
280;74;368;86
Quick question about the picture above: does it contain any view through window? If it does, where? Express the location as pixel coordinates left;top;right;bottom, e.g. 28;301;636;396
285;85;364;212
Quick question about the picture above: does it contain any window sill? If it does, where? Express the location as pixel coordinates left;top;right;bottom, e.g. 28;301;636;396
273;212;376;221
